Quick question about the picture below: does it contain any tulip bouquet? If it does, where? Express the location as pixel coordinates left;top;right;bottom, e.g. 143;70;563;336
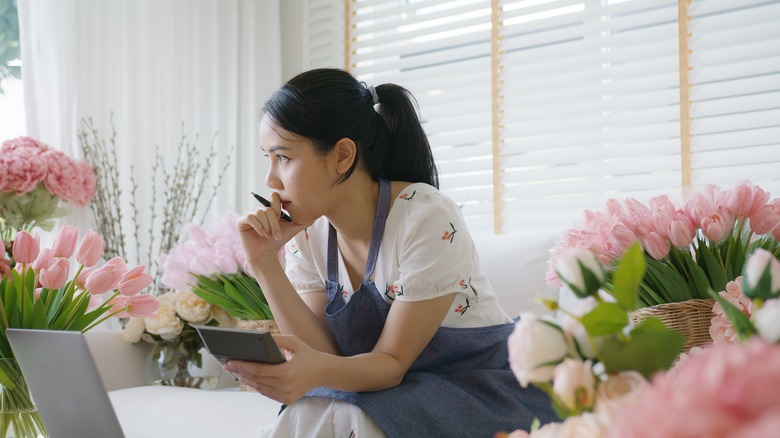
0;224;159;437
503;243;684;437
159;213;273;321
0;136;97;244
546;183;780;307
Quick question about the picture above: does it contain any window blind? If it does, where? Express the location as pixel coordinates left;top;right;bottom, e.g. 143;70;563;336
305;0;345;69
500;0;682;232
688;0;780;196
347;0;496;234
309;0;780;234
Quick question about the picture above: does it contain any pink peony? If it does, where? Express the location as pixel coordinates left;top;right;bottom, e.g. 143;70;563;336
608;338;780;438
709;277;752;345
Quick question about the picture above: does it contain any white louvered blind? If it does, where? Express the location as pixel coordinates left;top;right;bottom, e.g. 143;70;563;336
312;0;780;234
688;0;780;196
305;0;345;69
348;0;496;234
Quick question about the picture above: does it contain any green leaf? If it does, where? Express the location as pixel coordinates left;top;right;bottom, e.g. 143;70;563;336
220;276;255;312
580;302;629;337
600;317;684;380
679;250;710;299
708;288;756;340
645;258;690;302
698;243;727;293
30;299;48;329
608;243;644;310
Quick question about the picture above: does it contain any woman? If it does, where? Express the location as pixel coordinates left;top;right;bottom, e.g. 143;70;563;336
229;68;555;437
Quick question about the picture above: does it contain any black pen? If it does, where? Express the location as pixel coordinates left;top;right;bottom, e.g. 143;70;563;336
251;192;293;222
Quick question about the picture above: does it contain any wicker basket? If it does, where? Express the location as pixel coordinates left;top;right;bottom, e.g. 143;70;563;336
236;319;280;393
630;298;715;354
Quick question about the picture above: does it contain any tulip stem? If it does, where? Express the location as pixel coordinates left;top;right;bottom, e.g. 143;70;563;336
83;291;123;332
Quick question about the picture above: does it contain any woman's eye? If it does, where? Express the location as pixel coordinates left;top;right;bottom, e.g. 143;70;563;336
277;155;289;164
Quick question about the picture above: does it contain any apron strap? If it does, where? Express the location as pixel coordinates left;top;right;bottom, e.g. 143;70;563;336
364;179;391;282
326;179;392;284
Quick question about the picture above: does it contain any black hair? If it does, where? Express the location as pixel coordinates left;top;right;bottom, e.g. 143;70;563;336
262;68;439;188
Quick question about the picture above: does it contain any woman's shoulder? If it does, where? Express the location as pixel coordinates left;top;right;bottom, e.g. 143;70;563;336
391;181;463;221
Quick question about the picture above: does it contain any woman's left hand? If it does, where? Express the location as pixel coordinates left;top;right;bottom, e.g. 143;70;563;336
223;335;322;405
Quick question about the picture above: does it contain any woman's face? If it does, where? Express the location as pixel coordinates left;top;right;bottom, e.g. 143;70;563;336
259;115;336;225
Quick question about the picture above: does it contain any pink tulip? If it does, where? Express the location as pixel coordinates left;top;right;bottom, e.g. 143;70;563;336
125;294;160;318
118;265;154;296
12;231;40;264
107;295;130;318
85;257;127;294
750;204;780;235
75;266;94;289
39;258;70;289
86;292;103;312
51;224;78;258
32;248;55;272
701;209;733;243
641;232;671;260
76;230;104;267
668;220;695;248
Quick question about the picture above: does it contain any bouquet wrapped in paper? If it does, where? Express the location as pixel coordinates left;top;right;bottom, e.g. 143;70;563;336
159;213;273;320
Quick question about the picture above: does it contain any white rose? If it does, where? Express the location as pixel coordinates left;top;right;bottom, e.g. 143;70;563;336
122;317;146;343
754;298;780;343
556;249;605;298
553;358;596;412
528;422;563;438
144;295;184;340
509;312;570;387
561;297;598;359
594;371;648;427
211;306;237;328
557;413;602;438
174;289;213;323
744;249;780;299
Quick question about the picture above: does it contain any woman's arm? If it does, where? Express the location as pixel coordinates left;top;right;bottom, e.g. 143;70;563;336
226;293;454;404
248;256;340;355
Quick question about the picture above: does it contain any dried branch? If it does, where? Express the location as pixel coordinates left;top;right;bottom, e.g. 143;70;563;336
78;116;233;294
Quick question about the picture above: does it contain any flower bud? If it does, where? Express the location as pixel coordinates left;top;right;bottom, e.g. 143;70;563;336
753;299;780;343
508;312;570;387
39;257;70;289
555;249;605;298
85;257;127;294
118;265;154;296
12;231;40;264
743;249;780;300
76;230;104;267
31;248;55;272
51;224;78;258
552;358;596;413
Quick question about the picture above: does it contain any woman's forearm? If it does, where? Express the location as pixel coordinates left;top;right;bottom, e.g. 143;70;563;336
249;256;340;354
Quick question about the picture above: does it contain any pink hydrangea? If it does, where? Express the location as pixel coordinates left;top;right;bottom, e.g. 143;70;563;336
608;338;780;438
709;277;753;345
0;136;96;206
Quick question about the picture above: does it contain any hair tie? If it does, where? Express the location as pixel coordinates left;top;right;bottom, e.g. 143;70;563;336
367;85;379;105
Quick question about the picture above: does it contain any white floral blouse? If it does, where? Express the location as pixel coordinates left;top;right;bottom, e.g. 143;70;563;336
285;182;512;328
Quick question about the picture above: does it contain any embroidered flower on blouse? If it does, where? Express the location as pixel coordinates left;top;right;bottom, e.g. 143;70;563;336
441;223;457;243
459;277;472;289
288;242;299;254
399;190;416;201
454;299;471;315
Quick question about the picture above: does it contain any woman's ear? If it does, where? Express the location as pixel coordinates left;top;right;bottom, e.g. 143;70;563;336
333;138;357;175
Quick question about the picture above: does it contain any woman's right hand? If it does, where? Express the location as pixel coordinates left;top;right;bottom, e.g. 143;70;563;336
237;192;306;266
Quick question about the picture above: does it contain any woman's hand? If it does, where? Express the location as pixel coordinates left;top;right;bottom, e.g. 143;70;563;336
224;335;322;405
237;192;306;265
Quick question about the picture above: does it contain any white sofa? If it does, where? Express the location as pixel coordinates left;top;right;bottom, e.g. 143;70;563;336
85;230;562;437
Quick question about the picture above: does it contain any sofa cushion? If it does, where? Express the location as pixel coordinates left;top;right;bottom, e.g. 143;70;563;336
472;230;560;317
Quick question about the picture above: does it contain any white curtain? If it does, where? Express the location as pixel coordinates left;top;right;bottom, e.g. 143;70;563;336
18;0;281;265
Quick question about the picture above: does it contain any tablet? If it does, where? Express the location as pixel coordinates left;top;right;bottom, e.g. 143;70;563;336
195;325;286;365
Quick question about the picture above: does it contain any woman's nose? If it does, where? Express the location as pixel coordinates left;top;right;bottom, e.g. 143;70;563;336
265;166;281;190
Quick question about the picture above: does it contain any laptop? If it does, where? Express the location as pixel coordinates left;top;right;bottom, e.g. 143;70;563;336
6;328;126;438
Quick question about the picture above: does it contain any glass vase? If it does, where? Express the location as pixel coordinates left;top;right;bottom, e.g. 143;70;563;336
152;342;218;390
0;358;47;438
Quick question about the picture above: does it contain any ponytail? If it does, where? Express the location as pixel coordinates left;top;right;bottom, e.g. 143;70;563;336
263;68;439;188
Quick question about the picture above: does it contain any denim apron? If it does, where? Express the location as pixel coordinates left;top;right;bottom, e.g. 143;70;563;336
305;179;556;437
